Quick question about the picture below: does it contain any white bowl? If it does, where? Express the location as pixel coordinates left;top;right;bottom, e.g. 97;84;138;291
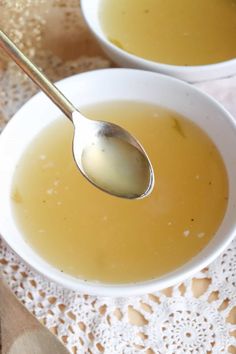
0;68;236;296
81;0;236;83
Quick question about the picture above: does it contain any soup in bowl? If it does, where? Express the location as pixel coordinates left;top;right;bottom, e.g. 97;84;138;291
81;0;236;82
0;69;235;296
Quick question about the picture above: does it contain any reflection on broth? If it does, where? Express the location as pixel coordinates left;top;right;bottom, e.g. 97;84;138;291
100;0;236;66
11;101;228;283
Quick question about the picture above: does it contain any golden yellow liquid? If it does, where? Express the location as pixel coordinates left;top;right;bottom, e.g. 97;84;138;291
82;136;151;198
100;0;236;66
11;102;228;283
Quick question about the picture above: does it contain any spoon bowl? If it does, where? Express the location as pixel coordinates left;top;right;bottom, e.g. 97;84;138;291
72;111;154;198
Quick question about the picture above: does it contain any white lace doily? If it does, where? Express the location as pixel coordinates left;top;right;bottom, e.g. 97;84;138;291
1;237;236;353
0;2;236;353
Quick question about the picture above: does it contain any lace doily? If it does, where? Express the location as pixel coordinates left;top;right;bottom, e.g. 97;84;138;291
0;2;236;353
1;238;236;353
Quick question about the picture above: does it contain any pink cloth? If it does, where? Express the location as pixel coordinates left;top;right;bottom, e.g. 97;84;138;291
195;75;236;118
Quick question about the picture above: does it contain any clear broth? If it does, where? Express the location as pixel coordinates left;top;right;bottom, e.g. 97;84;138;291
11;102;228;283
100;0;236;66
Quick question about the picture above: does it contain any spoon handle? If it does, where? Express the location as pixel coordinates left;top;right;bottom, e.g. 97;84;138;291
0;30;76;120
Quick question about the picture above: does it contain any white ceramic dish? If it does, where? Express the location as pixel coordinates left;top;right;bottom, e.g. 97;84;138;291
81;0;236;83
0;68;236;296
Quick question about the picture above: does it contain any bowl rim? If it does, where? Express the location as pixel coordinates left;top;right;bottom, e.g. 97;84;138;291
1;68;236;297
80;0;236;72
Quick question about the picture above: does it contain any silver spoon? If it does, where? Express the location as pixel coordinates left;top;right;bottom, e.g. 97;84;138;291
0;30;154;199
